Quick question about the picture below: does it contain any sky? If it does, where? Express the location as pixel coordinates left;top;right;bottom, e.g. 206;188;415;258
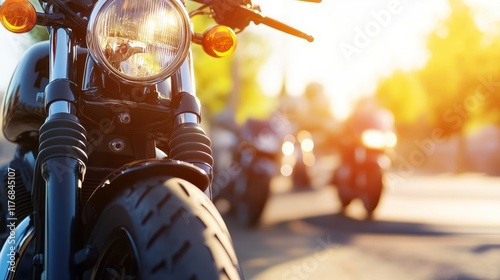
1;0;500;119
249;0;500;118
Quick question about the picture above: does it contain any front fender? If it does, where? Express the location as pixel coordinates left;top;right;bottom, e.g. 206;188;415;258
82;159;210;226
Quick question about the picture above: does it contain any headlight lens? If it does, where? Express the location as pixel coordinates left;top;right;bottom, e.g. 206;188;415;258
87;0;191;85
361;130;397;149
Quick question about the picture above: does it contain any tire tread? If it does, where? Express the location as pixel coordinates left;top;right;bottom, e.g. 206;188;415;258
88;176;243;279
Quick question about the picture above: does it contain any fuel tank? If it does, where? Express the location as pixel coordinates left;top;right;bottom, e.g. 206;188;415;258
2;41;49;143
2;41;87;143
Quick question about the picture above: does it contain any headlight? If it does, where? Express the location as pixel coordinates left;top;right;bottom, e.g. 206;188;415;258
282;135;296;156
87;0;191;85
297;130;314;153
361;130;397;149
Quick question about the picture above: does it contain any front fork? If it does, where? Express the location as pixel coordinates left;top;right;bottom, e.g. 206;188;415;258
0;26;89;280
0;27;88;280
35;27;88;280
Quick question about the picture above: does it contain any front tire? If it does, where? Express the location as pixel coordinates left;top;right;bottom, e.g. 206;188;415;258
360;166;384;215
292;157;311;190
332;165;353;211
236;172;271;228
84;176;243;280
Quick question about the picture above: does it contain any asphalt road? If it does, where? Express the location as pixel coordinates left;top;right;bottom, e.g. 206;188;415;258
1;141;499;279
225;173;500;280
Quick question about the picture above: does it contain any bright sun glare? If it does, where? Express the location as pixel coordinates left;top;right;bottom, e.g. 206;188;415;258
251;0;500;119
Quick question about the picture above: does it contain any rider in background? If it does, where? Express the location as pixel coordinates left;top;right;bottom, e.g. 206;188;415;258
295;82;340;154
340;96;396;166
278;82;340;189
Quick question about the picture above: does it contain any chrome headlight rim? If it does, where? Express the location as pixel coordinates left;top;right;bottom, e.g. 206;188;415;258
86;0;192;86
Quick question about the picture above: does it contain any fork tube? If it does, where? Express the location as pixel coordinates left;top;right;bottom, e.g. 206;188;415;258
171;52;196;97
50;28;73;81
170;52;201;126
37;26;87;280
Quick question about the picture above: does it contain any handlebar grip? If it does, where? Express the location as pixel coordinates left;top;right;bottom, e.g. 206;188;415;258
239;6;314;42
254;14;314;42
192;0;315;42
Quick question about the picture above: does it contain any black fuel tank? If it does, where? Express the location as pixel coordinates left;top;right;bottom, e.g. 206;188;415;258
2;41;49;143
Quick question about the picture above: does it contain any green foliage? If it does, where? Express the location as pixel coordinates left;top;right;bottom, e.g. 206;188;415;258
376;71;428;125
232;32;274;123
190;8;273;123
192;47;235;117
375;0;500;136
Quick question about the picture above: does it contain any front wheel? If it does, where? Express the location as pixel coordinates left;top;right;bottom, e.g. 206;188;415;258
332;165;353;211
236;172;271;228
84;176;243;279
360;166;384;215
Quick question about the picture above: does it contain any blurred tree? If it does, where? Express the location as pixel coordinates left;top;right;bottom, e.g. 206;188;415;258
231;32;274;123
375;0;500;171
418;0;496;135
189;3;273;123
376;70;429;127
377;0;500;133
191;47;235;117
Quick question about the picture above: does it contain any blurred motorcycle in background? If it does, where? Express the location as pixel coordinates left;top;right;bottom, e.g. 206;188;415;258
332;99;397;217
278;82;336;190
280;130;316;188
212;115;284;227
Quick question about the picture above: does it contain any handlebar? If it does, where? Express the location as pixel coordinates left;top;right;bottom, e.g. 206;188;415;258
191;0;315;42
238;5;314;42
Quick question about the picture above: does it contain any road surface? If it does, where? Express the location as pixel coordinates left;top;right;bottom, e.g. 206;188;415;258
225;173;500;280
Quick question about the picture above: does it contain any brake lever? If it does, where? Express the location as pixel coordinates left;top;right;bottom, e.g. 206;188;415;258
238;5;314;42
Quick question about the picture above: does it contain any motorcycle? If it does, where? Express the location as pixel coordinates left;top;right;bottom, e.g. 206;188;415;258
212;116;283;227
0;0;316;278
332;105;397;216
281;130;315;189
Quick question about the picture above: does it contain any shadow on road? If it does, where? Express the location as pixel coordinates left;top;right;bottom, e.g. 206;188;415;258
295;213;465;236
227;203;500;279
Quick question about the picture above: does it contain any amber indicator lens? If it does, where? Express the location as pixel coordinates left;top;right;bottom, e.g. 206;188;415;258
0;0;37;33
202;25;237;58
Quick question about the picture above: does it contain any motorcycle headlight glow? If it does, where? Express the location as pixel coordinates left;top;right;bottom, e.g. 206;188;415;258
87;0;191;85
361;130;397;149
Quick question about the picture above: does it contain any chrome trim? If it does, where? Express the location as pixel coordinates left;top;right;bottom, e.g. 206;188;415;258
47;28;76;116
86;0;192;86
171;53;196;95
0;216;34;280
49;28;73;81
155;148;168;159
175;113;199;125
48;100;76;115
156;78;172;98
109;138;126;152
118;112;131;124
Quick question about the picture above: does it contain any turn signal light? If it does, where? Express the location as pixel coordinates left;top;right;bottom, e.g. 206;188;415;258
0;0;37;33
202;25;237;58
